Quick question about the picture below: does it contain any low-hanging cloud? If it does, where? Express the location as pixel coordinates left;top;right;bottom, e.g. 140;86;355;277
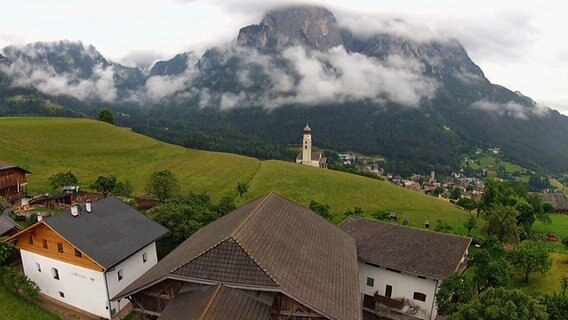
1;56;118;102
471;99;549;120
124;44;439;109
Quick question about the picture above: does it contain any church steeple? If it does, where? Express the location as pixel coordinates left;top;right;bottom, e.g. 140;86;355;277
302;123;312;164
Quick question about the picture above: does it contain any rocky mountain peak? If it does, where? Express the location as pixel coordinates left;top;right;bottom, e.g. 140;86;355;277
237;5;344;50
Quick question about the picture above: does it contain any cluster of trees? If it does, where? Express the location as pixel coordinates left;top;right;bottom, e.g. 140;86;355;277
48;171;134;198
0;242;39;299
456;180;554;242
437;177;563;319
149;191;236;251
436;238;559;319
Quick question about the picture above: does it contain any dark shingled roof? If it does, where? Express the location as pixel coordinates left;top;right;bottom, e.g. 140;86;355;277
340;216;471;280
0;161;31;174
539;193;568;212
117;193;361;320
160;284;272;320
43;196;168;269
0;210;22;236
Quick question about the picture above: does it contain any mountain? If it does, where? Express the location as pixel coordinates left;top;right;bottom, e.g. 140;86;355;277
1;41;145;101
237;6;343;50
1;5;568;175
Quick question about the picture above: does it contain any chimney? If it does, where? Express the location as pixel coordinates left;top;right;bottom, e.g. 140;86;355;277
71;204;79;217
424;220;430;229
37;215;43;222
86;200;92;213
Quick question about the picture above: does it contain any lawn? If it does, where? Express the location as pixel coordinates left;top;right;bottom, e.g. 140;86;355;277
0;285;61;320
1;117;474;234
532;214;568;240
0;117;260;201
245;160;473;233
510;252;568;296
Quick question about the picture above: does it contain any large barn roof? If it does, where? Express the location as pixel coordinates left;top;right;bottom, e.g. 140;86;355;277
117;192;361;320
340;216;471;280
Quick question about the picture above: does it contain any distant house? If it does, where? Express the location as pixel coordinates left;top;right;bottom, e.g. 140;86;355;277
115;193;361;320
340;216;471;320
0;161;31;199
296;124;328;168
6;197;168;319
538;192;568;213
0;210;22;238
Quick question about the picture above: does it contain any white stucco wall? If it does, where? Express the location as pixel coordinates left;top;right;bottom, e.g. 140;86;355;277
105;242;158;316
21;250;110;318
21;242;159;319
359;261;439;319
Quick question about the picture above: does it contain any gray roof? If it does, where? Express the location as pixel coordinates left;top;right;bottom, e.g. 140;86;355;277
0;161;31;173
160;284;272;320
0;210;22;236
340;216;471;280
539;193;568;212
43;197;168;269
117;193;361;320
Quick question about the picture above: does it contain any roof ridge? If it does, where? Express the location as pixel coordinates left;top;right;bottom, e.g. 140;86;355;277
232;237;281;287
198;284;223;320
231;192;273;237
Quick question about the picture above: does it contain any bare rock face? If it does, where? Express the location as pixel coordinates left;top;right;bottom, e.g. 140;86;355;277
237;6;344;50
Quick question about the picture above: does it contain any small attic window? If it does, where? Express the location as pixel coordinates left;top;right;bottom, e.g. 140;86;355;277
74;249;82;257
57;243;64;253
27;234;33;245
117;269;123;281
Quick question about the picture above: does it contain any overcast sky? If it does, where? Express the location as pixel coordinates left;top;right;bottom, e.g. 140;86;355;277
1;0;567;114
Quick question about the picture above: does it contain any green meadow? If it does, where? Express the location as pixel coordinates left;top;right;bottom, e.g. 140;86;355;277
0;117;471;232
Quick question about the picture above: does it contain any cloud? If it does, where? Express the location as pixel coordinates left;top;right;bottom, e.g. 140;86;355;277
143;55;199;101
119;50;164;69
471;99;549;120
1;56;118;102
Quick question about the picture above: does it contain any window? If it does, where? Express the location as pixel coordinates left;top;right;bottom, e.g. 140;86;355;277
366;277;374;287
117;269;123;281
74;249;82;257
59;291;65;298
51;268;60;280
42;240;48;249
413;292;427;302
27;234;33;245
142;252;148;263
57;243;63;253
36;263;41;272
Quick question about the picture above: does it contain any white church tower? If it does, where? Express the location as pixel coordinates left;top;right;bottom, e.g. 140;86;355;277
296;124;327;168
302;124;312;164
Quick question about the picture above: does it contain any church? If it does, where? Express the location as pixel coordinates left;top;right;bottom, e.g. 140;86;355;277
296;124;327;168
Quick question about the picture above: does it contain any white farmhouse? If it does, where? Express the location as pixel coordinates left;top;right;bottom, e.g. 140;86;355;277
340;216;471;320
7;197;168;319
296;124;328;168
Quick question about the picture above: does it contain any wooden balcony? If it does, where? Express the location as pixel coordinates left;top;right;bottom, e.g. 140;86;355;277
374;292;404;309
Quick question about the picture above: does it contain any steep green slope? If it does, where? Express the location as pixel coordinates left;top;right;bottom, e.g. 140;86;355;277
0;117;260;199
244;160;469;233
0;117;470;233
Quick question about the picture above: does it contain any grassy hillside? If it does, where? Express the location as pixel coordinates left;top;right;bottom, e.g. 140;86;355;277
0;117;260;200
0;117;471;232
